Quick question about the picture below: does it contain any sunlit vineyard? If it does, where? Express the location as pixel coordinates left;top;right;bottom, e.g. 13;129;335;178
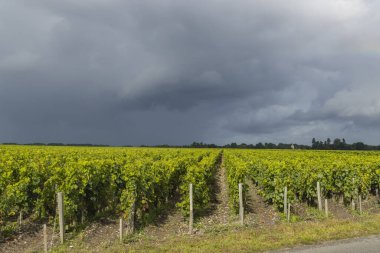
1;145;380;246
0;145;221;233
224;149;380;212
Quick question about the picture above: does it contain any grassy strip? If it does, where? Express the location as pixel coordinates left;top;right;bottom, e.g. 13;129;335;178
52;214;380;253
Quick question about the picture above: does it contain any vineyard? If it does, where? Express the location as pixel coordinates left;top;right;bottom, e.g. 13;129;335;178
224;149;380;212
0;146;221;239
0;146;380;252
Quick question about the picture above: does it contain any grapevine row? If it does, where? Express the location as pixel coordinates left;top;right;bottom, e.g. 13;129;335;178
0;146;221;234
224;149;380;212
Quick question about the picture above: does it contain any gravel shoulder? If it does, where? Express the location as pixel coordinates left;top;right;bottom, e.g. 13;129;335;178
273;235;380;253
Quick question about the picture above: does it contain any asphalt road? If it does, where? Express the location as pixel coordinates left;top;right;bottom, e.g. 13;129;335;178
273;235;380;253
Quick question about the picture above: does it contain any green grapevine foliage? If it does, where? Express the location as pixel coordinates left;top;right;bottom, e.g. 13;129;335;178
0;146;221;231
224;149;380;211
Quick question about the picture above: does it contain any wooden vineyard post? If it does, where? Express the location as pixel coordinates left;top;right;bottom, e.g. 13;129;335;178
339;194;344;204
325;199;328;218
81;210;85;224
43;224;48;253
284;186;287;216
317;182;322;211
359;195;362;215
119;218;123;242
189;183;193;234
376;189;379;198
352;178;356;211
127;201;135;235
287;203;291;222
239;183;244;225
57;192;65;244
19;211;23;227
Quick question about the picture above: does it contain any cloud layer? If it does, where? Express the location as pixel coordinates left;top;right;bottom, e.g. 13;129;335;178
1;0;380;145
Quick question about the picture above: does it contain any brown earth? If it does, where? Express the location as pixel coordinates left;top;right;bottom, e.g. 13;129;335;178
141;209;188;239
0;221;57;253
196;155;231;230
245;179;281;227
0;219;122;253
76;220;120;252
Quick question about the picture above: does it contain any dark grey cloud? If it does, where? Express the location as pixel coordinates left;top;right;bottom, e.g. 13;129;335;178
1;0;380;145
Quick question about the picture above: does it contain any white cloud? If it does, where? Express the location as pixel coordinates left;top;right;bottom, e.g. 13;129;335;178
324;85;380;118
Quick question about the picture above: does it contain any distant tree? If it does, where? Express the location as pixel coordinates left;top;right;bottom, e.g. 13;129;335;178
326;138;331;148
265;143;277;149
241;143;248;148
333;138;341;149
230;142;238;148
278;143;291;149
255;142;264;149
342;138;347;149
312;138;316;149
352;142;365;150
190;142;203;148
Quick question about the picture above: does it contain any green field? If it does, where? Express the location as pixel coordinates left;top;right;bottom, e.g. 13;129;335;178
0;146;379;252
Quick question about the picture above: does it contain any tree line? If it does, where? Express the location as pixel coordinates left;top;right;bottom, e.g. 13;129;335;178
311;138;380;150
2;138;380;150
187;139;380;150
187;142;309;149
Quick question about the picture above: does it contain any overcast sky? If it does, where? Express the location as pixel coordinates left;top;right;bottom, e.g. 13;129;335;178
1;0;380;145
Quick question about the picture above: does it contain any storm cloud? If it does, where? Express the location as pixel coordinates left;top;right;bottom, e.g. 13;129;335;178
1;0;380;145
